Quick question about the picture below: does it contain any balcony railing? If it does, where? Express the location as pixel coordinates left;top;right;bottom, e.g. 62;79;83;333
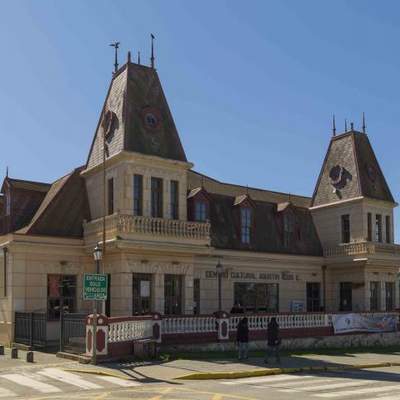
324;241;400;257
84;213;211;245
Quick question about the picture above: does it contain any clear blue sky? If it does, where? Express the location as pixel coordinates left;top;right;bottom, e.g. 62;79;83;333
1;1;400;240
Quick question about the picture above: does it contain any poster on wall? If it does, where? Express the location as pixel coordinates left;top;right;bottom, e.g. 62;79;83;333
332;313;397;334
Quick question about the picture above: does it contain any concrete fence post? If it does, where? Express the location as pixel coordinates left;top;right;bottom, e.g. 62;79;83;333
215;311;230;341
152;313;162;344
86;314;108;358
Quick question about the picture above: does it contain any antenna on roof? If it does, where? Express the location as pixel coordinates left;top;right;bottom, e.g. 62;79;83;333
362;112;366;133
345;119;348;132
109;41;120;74
127;51;131;63
246;185;249;196
138;51;141;65
332;114;336;136
150;33;155;68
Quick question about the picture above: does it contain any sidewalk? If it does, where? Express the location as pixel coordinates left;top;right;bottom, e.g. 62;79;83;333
93;349;400;381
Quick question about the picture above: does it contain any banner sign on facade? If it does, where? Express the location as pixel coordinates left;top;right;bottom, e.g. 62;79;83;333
332;313;397;334
83;273;108;301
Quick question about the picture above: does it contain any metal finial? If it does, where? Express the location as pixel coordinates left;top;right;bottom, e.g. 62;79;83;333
332;114;336;136
350;122;354;131
345;119;348;132
362;112;366;133
109;41;120;73
138;51;141;65
127;51;131;63
150;34;155;68
5;166;8;178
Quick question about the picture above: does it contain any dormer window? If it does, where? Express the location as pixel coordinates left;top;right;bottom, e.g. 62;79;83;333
241;207;252;244
283;212;294;247
194;201;207;222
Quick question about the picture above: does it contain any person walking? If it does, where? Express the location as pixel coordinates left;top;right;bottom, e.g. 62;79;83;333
265;317;281;364
236;317;249;360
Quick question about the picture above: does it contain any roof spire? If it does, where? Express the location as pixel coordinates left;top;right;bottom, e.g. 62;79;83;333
109;41;120;74
362;112;366;133
127;51;131;63
138;51;141;65
345;119;348;132
332;114;336;136
5;166;8;178
350;122;354;131
150;33;155;68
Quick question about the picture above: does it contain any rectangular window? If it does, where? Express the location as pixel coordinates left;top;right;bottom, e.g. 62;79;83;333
375;214;382;242
341;214;350;243
194;201;207;222
385;216;391;244
367;213;372;241
306;282;321;312
170;180;179;220
107;178;114;215
164;274;183;315
386;282;394;311
151;177;163;218
234;282;279;313
133;175;143;216
370;281;380;311
132;273;152;315
240;207;252;244
339;282;352;311
47;274;76;320
194;278;200;315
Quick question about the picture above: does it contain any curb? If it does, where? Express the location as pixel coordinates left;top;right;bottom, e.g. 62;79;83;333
176;362;400;380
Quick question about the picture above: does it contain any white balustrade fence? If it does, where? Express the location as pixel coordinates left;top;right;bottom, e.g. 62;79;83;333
163;316;217;334
108;319;154;343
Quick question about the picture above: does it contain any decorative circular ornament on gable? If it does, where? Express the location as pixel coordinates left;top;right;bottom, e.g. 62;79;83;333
142;107;161;130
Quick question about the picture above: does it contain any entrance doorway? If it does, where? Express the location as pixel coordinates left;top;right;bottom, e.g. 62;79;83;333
340;282;352;311
164;274;183;315
132;273;152;315
306;282;321;312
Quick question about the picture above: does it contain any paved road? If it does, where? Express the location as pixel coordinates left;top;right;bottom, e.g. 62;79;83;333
2;365;400;399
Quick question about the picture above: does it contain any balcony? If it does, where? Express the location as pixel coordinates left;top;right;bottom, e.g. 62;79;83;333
324;241;400;258
83;213;211;247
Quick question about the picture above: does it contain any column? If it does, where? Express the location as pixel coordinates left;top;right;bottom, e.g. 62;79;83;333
183;274;194;315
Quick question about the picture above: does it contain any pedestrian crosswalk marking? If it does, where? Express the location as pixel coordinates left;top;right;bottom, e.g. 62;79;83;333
0;387;16;398
264;378;337;388
222;374;314;385
1;373;61;393
279;380;375;393
316;383;400;397
38;368;102;390
96;375;142;387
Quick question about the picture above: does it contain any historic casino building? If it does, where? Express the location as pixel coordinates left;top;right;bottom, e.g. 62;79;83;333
0;54;399;343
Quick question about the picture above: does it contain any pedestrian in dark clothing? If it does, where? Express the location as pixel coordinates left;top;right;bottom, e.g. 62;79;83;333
265;317;281;364
236;317;249;360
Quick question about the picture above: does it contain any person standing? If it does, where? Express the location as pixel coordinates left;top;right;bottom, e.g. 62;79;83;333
236;317;249;360
265;317;281;364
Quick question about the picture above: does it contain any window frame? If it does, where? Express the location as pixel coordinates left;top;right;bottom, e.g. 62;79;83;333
375;214;382;242
107;177;114;215
341;214;350;243
194;200;207;222
170;180;179;220
240;206;252;244
367;213;372;241
133;174;143;216
47;274;77;321
151;177;163;218
385;215;391;244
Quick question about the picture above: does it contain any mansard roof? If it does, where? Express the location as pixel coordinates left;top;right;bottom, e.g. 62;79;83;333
1;177;51;194
17;166;90;238
86;61;187;170
312;130;395;207
187;170;322;256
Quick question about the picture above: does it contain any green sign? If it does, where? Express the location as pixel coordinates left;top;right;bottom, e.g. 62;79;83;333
83;273;108;301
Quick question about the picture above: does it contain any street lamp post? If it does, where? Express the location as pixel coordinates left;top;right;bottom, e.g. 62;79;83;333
92;244;102;365
216;260;223;312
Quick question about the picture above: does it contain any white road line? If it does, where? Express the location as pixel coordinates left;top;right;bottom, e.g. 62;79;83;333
96;375;142;387
0;374;61;393
362;396;400;400
316;383;400;398
280;380;374;393
0;387;16;398
266;378;337;388
222;374;314;385
38;368;102;390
